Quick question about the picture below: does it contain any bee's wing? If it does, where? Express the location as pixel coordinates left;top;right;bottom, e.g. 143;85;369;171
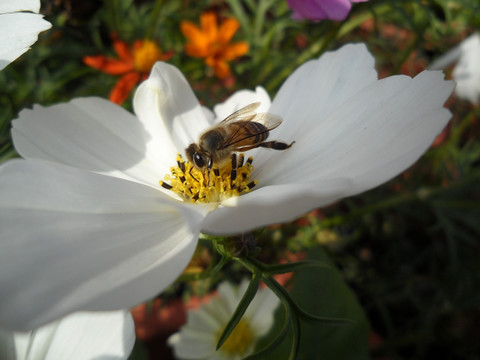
251;112;283;131
220;102;262;124
221;102;282;129
222;112;284;148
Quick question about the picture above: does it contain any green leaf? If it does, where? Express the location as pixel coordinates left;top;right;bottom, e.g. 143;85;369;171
216;269;261;350
262;246;370;360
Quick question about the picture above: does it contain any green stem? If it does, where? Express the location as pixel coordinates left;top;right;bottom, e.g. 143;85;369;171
146;0;164;39
105;0;121;35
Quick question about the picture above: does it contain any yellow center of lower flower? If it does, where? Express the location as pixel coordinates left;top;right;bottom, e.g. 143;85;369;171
217;319;255;356
159;153;257;203
133;40;165;72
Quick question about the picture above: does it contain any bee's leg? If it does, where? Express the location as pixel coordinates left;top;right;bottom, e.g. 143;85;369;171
189;166;199;183
258;140;295;150
231;153;237;187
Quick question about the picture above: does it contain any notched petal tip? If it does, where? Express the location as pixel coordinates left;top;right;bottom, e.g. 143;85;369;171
414;70;456;105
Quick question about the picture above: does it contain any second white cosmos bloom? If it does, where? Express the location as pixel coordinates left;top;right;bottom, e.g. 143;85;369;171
0;44;453;330
168;280;279;360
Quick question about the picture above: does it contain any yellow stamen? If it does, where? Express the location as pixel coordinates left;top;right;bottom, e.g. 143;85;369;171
159;153;257;203
217;319;255;356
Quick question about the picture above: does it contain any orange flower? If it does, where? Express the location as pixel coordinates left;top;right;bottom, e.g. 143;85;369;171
180;12;249;78
83;35;173;104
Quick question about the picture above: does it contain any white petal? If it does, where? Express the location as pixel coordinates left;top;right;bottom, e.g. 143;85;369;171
251;43;378;166
217;281;244;314
0;0;41;13
0;12;51;70
261;71;453;187
453;33;480;104
201;297;233;329
45;311;135;360
201;105;215;125
203;179;351;234
187;305;224;333
0;160;207;330
12;97;169;187
213;87;271;122
2;311;135;360
134;62;211;156
168;328;216;359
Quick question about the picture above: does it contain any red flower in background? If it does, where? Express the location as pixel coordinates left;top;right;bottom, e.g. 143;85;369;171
83;35;173;104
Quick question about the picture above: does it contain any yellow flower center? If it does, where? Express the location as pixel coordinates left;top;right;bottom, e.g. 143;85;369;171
159;153;257;203
216;319;255;357
133;40;164;73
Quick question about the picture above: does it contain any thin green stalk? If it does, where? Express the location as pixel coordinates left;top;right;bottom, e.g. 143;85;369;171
106;0;121;35
146;0;164;39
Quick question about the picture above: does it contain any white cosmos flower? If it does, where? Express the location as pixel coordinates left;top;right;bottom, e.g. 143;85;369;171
0;43;453;331
0;0;51;71
168;280;279;360
0;310;135;360
429;33;480;105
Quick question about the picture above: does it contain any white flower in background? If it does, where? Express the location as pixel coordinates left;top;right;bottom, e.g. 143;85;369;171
0;0;51;71
453;33;480;104
0;310;135;360
168;280;279;360
429;33;480;105
0;43;453;331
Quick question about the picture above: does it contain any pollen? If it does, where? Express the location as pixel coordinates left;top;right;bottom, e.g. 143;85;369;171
159;153;257;203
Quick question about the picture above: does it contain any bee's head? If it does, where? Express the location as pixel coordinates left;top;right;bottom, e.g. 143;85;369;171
186;143;212;170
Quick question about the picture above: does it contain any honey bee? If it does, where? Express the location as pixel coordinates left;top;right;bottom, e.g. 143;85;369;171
186;102;294;171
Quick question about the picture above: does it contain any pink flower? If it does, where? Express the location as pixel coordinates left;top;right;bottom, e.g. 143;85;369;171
287;0;368;21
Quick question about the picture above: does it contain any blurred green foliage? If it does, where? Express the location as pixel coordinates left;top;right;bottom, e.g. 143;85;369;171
1;0;480;359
